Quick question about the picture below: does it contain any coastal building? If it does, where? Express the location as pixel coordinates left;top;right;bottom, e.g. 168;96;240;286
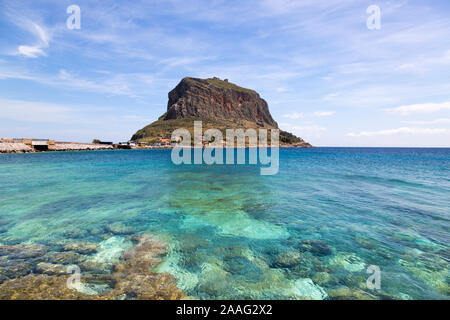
159;139;170;145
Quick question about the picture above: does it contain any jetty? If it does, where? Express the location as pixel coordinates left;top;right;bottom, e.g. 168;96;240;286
0;138;113;153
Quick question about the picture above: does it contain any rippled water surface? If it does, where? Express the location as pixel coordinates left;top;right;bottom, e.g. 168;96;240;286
0;148;449;299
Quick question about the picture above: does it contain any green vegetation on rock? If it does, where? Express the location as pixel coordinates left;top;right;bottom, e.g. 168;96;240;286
204;77;256;94
131;77;311;147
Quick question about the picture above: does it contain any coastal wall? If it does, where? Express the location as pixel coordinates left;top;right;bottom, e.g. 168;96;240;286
49;143;114;152
0;139;113;153
0;142;33;153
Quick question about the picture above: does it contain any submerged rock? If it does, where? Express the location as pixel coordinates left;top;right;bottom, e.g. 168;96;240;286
0;244;48;259
272;251;303;269
85;236;132;271
45;251;84;265
330;253;366;272
63;242;97;254
0;258;33;281
63;229;88;239
106;223;134;235
116;234;168;273
290;278;328;300
312;272;332;286
223;256;263;282
327;286;376;300
35;262;67;276
106;273;184;300
194;262;232;298
299;240;332;256
398;255;449;295
0;234;185;300
0;274;97;300
87;226;104;236
109;234;184;300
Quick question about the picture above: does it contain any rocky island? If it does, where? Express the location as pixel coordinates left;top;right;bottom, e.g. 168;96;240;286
132;77;312;147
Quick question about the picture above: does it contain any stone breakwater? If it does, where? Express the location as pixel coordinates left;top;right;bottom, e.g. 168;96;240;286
0;142;113;153
0;142;33;153
49;143;113;152
0;233;185;300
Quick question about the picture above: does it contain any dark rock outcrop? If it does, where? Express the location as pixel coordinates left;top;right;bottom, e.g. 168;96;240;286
164;77;277;128
131;77;311;146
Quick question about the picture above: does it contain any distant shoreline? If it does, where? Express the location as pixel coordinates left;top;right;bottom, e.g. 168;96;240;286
3;145;448;154
0;143;314;154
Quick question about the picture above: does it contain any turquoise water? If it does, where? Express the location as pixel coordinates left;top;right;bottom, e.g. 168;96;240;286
0;148;449;299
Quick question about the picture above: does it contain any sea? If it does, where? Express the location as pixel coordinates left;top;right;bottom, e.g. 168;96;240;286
0;148;448;299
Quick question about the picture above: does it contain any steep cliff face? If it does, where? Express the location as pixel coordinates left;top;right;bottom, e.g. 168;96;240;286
131;77;311;147
164;77;278;128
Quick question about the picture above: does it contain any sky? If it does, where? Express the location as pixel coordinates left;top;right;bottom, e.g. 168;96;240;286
1;0;450;147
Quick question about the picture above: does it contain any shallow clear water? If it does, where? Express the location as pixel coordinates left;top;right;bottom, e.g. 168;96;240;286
0;148;449;299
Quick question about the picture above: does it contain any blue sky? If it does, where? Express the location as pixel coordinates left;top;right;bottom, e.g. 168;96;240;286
1;0;450;146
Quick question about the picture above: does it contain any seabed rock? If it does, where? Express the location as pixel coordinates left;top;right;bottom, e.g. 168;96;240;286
63;229;89;239
330;253;366;272
0;244;48;259
0;274;96;300
0;234;185;300
45;251;84;265
298;240;332;256
35;262;67;276
83;236;132;271
290;278;328;300
0;258;33;281
223;256;263;282
63;242;98;254
106;223;134;235
312;272;332;286
327;286;376;300
271;251;303;269
398;255;449;295
107;234;184;300
195;262;232;298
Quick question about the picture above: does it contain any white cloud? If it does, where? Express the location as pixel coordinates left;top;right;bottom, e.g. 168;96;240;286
347;127;450;137
17;45;46;58
276;87;288;93
282;112;304;119
290;124;326;138
323;93;340;101
281;122;326;140
0;66;165;98
386;102;450;115
402;118;450;125
314;111;335;117
15;21;51;58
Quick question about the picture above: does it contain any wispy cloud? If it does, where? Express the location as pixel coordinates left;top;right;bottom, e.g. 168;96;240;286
314;111;335;117
348;127;450;137
282;112;304;119
17;45;46;58
287;124;327;139
386;102;450;115
402;118;450;125
6;11;51;58
323;93;340;101
0;65;170;99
